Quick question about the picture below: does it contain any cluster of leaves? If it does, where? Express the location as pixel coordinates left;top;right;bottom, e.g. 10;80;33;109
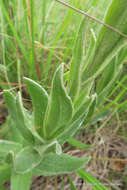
0;0;127;189
0;64;91;190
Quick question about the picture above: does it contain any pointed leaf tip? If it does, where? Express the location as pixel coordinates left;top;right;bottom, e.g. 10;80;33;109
43;64;73;138
24;77;48;137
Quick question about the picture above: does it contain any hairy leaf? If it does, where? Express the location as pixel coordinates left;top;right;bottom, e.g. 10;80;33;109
43;64;73;138
57;96;94;143
4;91;34;143
97;66;122;107
68;18;86;101
4;91;17;122
96;60;116;94
15;92;35;143
82;29;96;73
24;77;48;135
0;140;22;155
51;97;92;141
23;111;45;144
34;153;90;176
11;170;32;190
14;146;42;174
83;94;97;125
72;97;92;122
82;0;127;83
57;117;84;145
0;164;11;184
74;79;93;110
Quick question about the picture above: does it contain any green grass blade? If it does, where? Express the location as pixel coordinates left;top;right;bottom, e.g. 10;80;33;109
22;0;31;40
68;176;77;190
108;74;127;98
0;0;29;62
0;6;11;88
39;0;48;43
30;0;36;78
68;138;92;149
44;4;74;81
77;169;109;190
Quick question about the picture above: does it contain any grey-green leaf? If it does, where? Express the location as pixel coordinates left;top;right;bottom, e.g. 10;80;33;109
15;92;34;143
82;29;96;73
96;60;116;94
34;153;90;176
14;146;43;174
74;79;93;110
0;164;11;184
4;90;17;122
11;170;32;190
72;97;92;123
82;0;127;83
6;118;23;144
54;117;84;145
83;94;97;125
4;91;34;143
97;66;122;107
43;64;73;138
23;109;45;144
68;18;87;101
0;140;22;155
52;97;92;142
24;77;48;135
